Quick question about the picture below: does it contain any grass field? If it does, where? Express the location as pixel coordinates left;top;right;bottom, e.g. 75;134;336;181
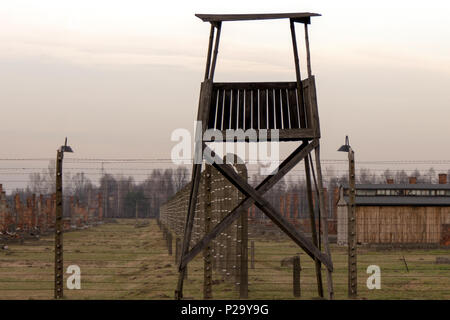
0;219;448;300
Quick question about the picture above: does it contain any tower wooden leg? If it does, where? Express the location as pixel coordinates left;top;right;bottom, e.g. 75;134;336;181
313;143;335;300
304;157;324;298
175;162;203;299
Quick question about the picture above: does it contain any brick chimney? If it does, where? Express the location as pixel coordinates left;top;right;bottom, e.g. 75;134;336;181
386;178;394;184
409;177;417;184
438;173;447;184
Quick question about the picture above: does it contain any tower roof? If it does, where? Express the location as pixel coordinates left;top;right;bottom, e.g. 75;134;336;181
195;12;321;23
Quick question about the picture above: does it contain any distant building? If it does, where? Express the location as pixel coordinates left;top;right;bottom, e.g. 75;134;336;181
337;174;450;246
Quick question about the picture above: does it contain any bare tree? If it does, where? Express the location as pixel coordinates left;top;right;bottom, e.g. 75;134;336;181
382;169;393;183
411;169;423;183
358;168;376;184
395;170;408;184
425;167;437;183
28;173;45;194
44;160;56;193
174;166;189;192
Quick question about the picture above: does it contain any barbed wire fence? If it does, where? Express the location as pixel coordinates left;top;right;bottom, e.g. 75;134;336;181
0;157;449;299
158;159;450;300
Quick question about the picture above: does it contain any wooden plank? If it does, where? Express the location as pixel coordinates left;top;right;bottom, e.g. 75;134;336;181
304;156;323;297
288;88;300;129
223;89;231;130
215;89;224;130
244;90;252;130
204;24;215;80
259;89;267;129
213;80;312;90
278;128;317;140
209;22;222;80
237;89;244;130
252;89;259;129
214;81;297;90
198;80;214;125
274;89;282;129
308;76;321;137
209;157;333;271
208;88;219;129
290;20;307;129
230;89;238;130
281;88;290;129
202;128;316;142
267;89;275;129
181;140;317;269
314;144;335;299
297;80;307;129
176;162;203;299
304;23;312;78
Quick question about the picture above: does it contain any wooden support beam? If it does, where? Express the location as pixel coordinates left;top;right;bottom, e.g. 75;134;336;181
308;154;322;249
175;162;203;300
204;24;215;81
180;140;316;268
314;145;335;299
305;154;324;297
209;22;222;80
290;19;307;128
176;43;214;299
304;23;312;77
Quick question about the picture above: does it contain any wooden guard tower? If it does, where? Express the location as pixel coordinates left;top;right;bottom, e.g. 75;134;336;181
176;12;334;299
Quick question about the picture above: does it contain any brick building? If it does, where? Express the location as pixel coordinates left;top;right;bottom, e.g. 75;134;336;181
0;183;104;233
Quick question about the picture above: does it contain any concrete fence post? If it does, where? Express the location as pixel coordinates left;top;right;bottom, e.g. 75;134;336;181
203;164;213;299
167;232;172;255
175;238;181;265
250;240;255;269
293;255;301;297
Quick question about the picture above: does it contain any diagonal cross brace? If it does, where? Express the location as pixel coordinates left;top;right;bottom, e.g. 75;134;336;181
180;139;332;271
179;140;312;269
205;150;333;271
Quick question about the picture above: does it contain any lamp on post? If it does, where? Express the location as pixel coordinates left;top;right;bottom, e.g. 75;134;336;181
54;138;73;299
338;135;357;298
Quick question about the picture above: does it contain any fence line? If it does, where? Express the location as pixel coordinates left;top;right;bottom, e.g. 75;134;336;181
159;161;249;299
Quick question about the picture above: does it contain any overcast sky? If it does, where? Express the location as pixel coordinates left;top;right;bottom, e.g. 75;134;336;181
1;0;449;163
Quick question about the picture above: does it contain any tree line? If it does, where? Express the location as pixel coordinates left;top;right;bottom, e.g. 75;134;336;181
7;162;449;219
